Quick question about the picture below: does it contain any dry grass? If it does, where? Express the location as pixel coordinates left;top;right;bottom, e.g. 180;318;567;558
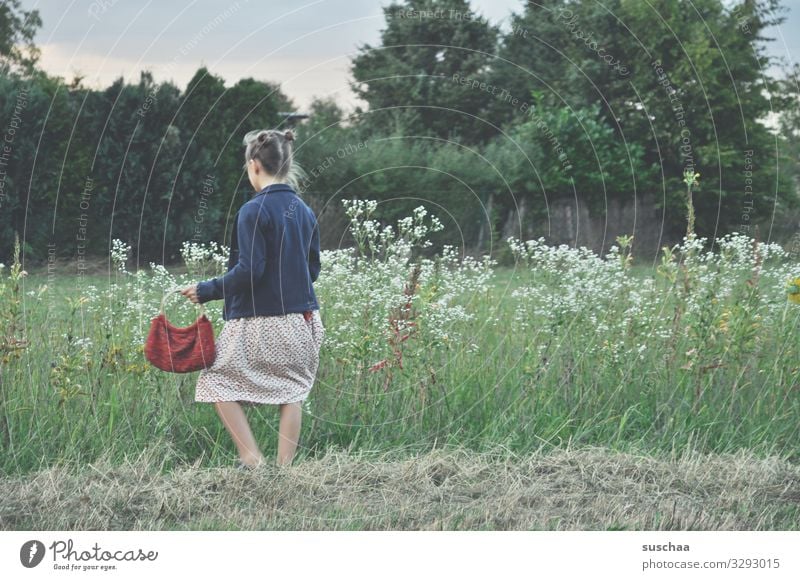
2;443;799;530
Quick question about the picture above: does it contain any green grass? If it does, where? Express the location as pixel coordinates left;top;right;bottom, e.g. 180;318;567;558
2;260;799;480
1;251;799;531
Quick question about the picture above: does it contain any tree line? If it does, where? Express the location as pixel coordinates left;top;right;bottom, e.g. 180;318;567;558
0;0;798;265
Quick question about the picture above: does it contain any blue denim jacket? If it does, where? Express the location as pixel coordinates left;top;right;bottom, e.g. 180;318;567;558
195;183;320;320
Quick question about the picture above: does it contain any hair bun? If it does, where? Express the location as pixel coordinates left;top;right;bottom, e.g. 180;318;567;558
283;130;295;142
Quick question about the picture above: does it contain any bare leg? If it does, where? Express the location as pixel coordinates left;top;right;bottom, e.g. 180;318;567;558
277;401;302;466
214;401;265;467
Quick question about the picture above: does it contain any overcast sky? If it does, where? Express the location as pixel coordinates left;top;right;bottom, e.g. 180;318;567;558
19;0;800;112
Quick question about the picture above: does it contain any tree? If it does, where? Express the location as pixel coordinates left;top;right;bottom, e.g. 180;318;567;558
294;97;363;197
350;0;499;143
218;76;294;204
484;92;656;244
773;61;800;240
490;0;796;241
485;0;576;128
0;0;41;75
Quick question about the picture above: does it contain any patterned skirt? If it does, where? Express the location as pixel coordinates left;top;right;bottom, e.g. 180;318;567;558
195;310;325;406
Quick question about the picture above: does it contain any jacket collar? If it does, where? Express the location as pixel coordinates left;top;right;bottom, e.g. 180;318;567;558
252;183;294;198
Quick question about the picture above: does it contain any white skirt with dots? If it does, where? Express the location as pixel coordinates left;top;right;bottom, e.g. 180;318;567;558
195;310;325;406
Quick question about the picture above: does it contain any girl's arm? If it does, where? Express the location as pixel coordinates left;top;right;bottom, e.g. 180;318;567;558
196;204;268;303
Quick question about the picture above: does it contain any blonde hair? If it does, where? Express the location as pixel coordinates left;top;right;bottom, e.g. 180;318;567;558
242;129;307;191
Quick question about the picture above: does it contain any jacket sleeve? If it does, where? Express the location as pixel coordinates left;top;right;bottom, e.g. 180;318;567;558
196;204;268;303
308;213;321;283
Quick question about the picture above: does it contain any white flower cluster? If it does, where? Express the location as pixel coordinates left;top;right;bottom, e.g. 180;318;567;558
509;236;665;363
668;233;790;319
507;231;797;364
716;232;787;266
342;200;446;258
397;205;445;248
315;200;495;362
342;198;378;219
148;262;177;291
80;240;225;349
180;240;230;279
110;239;132;273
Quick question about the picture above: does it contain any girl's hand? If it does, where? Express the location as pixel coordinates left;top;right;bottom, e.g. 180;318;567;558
180;284;199;304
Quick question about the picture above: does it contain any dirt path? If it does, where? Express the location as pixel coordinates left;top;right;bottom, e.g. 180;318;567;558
2;445;798;530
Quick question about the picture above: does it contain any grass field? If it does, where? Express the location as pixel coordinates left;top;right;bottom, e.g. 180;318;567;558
1;206;799;530
2;442;799;530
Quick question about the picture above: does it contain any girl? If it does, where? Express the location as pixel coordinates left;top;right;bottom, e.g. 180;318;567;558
180;128;325;469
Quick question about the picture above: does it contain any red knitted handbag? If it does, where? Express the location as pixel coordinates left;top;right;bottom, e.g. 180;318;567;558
144;288;216;373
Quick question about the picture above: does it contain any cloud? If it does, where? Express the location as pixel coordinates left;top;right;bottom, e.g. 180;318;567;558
37;42;359;111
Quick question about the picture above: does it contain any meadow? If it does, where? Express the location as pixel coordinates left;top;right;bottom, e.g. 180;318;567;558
1;197;799;530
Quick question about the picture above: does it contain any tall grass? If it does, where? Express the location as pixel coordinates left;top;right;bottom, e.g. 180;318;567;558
1;198;799;477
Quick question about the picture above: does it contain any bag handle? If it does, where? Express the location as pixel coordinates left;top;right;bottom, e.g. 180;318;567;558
160;286;207;316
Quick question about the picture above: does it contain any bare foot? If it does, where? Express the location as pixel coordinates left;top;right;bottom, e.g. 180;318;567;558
239;452;266;469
